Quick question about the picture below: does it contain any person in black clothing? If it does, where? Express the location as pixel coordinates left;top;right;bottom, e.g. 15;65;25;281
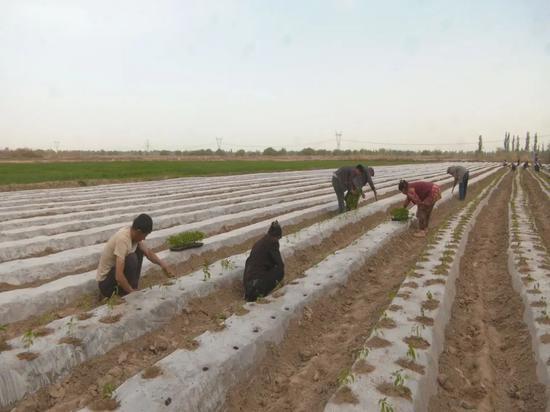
243;221;284;302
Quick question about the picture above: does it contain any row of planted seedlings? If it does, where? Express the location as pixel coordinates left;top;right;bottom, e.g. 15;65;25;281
323;172;505;412
0;165;474;327
507;172;550;401
75;169;502;412
528;168;550;196
0;168;451;410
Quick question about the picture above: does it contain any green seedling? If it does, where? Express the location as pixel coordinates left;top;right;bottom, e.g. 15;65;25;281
373;324;384;337
390;207;409;221
106;289;118;311
411;324;423;338
102;382;116;399
202;261;212;281
66;317;76;337
22;330;36;349
0;324;6;333
336;368;355;386
535;282;540;291
379;397;395;412
388;290;397;300
220;258;236;271
166;231;205;248
406;343;417;361
391;369;407;388
426;291;433;301
355;347;370;361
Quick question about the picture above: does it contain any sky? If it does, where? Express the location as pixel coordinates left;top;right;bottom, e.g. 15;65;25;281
1;0;549;152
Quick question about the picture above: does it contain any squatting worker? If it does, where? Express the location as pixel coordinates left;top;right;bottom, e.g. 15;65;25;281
399;180;442;238
96;213;175;297
332;164;378;213
243;221;284;302
446;165;469;201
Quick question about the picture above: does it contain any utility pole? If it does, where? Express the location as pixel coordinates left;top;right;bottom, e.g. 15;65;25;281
216;138;223;151
335;131;342;151
53;141;60;153
145;139;150;153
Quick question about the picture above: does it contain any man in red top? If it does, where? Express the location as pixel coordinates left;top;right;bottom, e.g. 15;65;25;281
398;180;442;237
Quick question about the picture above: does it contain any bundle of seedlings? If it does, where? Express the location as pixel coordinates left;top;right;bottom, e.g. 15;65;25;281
390;207;409;222
345;189;362;211
167;231;205;251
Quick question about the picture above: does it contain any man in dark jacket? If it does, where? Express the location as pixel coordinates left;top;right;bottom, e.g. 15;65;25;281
332;164;378;213
243;221;284;301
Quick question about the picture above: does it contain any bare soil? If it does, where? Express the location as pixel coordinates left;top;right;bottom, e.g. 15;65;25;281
428;173;547;412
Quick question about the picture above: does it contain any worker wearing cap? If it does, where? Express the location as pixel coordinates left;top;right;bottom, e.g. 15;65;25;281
331;164;378;213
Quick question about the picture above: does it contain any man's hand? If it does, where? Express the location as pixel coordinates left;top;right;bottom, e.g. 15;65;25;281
374;191;378;201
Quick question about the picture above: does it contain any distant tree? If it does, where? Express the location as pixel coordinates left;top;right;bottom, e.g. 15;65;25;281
278;148;287;155
533;133;538;152
263;147;278;156
300;147;315;156
236;149;246;156
477;135;483;153
525;132;530;152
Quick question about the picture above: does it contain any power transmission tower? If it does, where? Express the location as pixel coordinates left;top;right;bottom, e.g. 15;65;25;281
53;141;60;152
145;139;150;152
335;131;342;151
216;138;223;151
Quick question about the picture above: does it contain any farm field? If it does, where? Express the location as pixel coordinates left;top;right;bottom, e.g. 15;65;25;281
0;159;423;188
0;162;548;412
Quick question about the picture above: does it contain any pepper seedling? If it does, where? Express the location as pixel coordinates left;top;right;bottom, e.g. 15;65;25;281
378;397;395;412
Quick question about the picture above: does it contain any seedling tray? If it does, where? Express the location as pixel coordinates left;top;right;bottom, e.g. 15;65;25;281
169;242;204;252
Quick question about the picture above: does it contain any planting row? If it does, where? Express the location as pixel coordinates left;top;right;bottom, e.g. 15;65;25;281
508;172;550;406
324;172;503;412
0;167;499;409
0;164;459;264
0;166;497;326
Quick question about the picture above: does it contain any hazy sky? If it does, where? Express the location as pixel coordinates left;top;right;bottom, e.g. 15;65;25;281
1;0;549;151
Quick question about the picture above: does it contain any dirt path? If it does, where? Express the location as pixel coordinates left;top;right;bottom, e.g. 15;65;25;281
521;171;550;250
223;174;500;412
428;173;546;412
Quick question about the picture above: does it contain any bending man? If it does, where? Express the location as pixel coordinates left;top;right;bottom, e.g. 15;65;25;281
447;165;469;200
243;221;284;302
332;164;378;213
97;213;175;297
399;180;442;237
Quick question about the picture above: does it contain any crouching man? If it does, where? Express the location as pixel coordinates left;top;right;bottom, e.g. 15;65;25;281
243;221;284;302
97;213;175;297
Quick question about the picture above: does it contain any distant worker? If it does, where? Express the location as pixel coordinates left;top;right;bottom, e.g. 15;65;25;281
97;213;175;298
534;161;541;172
398;180;442;237
523;161;529;169
511;162;517;172
243;221;284;302
332;164;378;213
447;165;469;200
